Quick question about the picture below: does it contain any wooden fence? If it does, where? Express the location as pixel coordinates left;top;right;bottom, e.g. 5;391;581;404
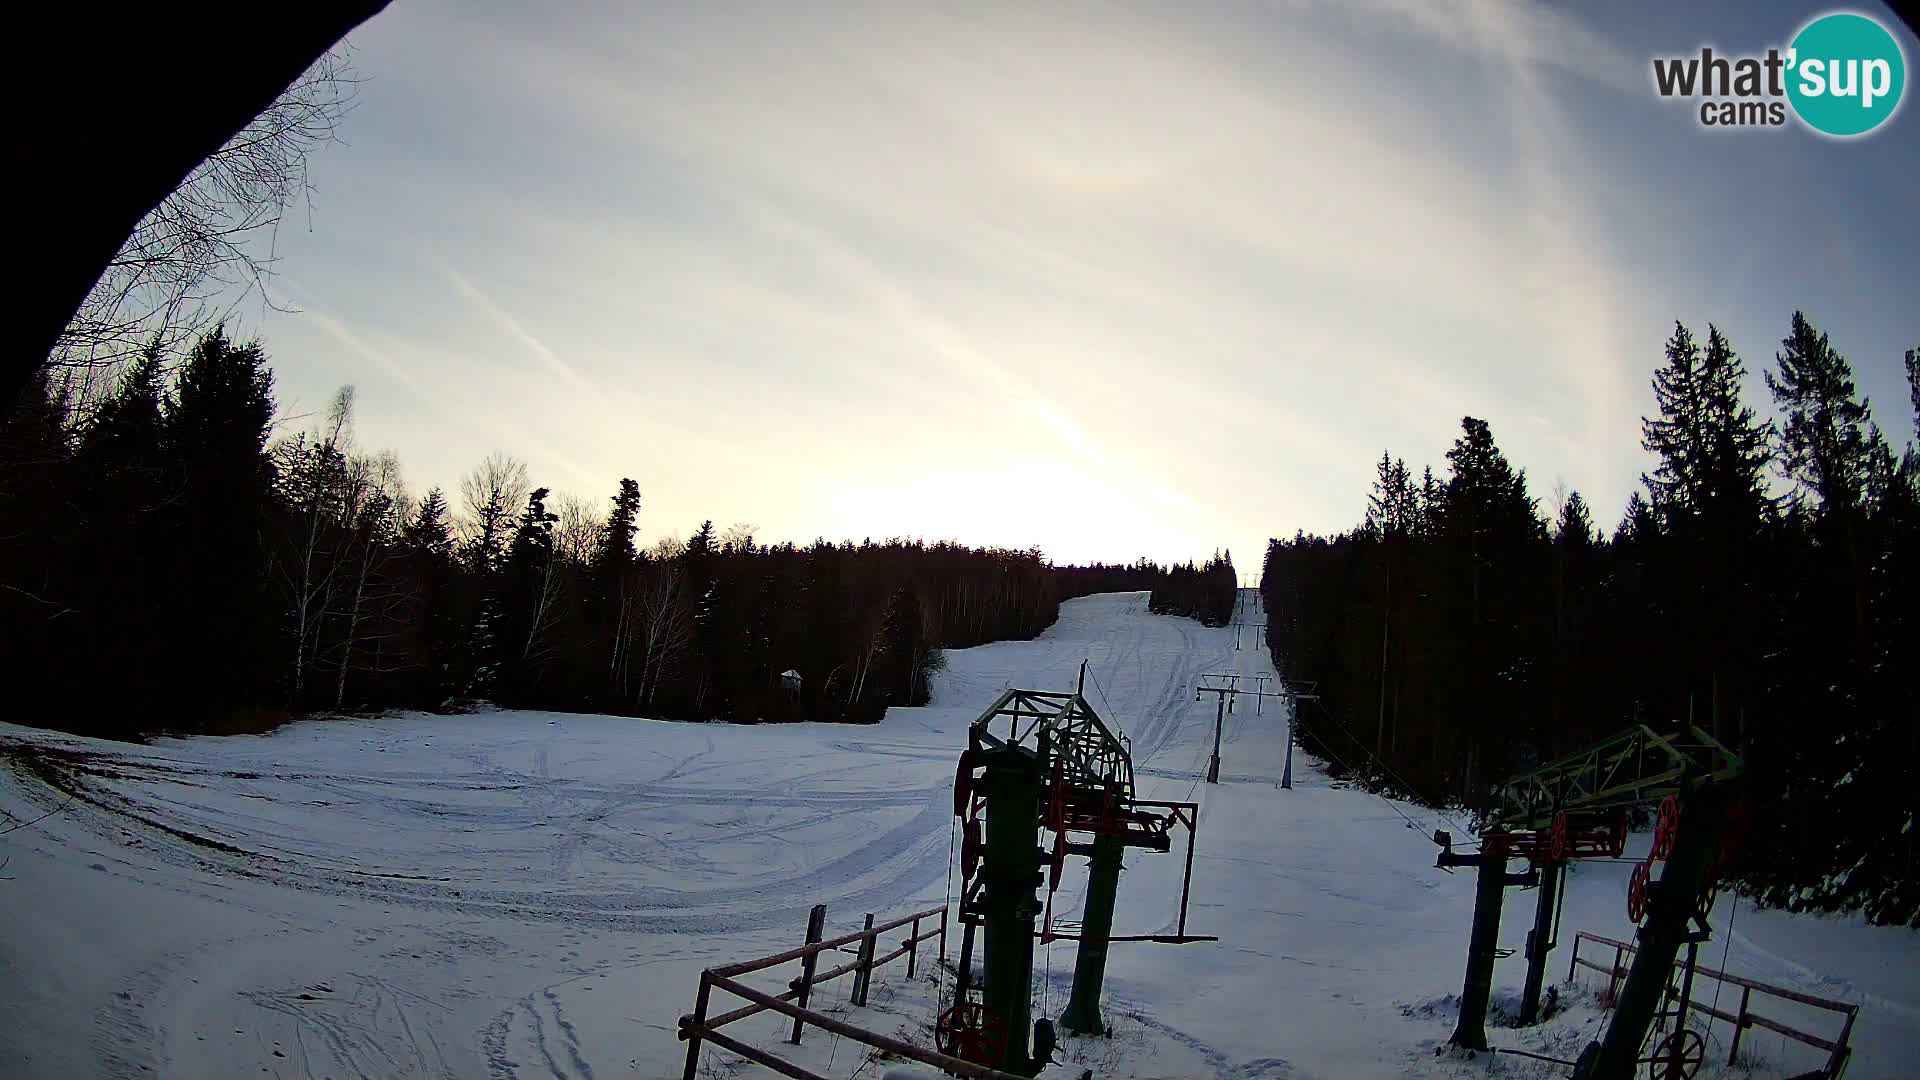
1567;930;1859;1078
678;901;1023;1080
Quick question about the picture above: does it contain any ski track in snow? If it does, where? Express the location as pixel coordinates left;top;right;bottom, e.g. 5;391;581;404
2;591;1915;1080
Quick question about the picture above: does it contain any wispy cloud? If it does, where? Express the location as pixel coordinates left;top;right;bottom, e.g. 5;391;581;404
270;278;608;496
443;265;600;398
253;1;1917;567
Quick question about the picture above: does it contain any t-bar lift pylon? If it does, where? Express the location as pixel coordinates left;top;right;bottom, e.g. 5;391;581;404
946;664;1211;1074
1194;673;1296;784
1434;722;1744;1080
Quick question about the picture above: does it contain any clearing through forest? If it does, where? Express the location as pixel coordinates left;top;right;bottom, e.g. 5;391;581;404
1;592;1914;1078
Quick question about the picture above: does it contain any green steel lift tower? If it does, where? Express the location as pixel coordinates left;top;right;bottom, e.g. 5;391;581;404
941;672;1208;1074
1436;723;1744;1080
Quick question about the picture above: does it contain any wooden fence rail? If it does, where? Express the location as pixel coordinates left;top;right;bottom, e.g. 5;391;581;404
1567;930;1859;1078
678;902;1010;1080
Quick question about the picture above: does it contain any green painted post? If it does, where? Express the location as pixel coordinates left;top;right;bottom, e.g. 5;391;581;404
1206;691;1226;783
979;741;1044;1076
1580;786;1726;1080
1518;860;1563;1026
1059;830;1124;1035
1449;834;1509;1051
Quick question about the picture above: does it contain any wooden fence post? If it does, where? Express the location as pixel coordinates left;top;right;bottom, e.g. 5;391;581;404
1727;985;1752;1066
938;905;948;968
851;913;876;1007
1828;1007;1858;1078
1567;935;1580;985
907;914;921;979
789;903;828;1045
682;970;712;1080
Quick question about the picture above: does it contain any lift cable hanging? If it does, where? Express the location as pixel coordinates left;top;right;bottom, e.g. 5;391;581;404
1296;694;1458;842
1302;694;1470;843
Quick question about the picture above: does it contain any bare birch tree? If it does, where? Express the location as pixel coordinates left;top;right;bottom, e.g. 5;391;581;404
520;542;568;674
330;450;407;708
273;386;355;704
53;51;362;384
632;560;693;709
848;611;889;708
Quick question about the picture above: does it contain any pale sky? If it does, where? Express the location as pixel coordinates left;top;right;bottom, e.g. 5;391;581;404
243;0;1919;574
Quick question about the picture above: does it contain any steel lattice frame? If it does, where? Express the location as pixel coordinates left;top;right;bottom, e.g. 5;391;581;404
1487;724;1743;830
970;688;1135;800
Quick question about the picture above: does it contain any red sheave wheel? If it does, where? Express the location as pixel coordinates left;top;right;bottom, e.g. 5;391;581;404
1628;860;1652;924
952;752;977;817
1652;795;1680;860
1647;1028;1704;1080
937;1002;1007;1066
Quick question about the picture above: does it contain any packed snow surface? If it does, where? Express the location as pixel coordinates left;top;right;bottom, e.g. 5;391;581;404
2;592;1914;1078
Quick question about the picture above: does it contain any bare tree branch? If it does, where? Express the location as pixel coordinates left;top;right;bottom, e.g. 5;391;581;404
49;49;363;380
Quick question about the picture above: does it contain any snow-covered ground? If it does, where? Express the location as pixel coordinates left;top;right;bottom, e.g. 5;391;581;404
1;592;1914;1079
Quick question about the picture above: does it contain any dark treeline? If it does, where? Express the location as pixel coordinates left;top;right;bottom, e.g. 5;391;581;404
1263;314;1919;926
0;330;1178;736
1147;552;1238;626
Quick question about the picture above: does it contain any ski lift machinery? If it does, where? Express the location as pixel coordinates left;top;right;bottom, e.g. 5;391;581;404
941;664;1213;1076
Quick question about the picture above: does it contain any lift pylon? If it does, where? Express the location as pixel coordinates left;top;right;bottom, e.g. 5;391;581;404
946;673;1210;1072
1193;673;1288;784
1437;722;1743;1078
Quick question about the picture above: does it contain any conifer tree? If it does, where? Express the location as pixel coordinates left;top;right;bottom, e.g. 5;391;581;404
80;346;166;479
1641;322;1709;520
595;479;641;580
1768;312;1875;513
492;487;561;702
1907;347;1919;434
161;327;277;718
1695;325;1775;533
0;368;76;720
404;488;455;558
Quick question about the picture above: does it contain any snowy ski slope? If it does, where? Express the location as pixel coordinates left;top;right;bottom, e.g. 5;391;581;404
1;591;1913;1079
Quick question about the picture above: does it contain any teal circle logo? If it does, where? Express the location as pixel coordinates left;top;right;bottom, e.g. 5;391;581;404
1787;12;1906;137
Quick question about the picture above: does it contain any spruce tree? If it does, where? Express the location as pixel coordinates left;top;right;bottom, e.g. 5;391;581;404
1366;453;1415;539
1638;323;1773;680
1612;491;1657;547
1907;347;1919;434
160;327;277;720
1642;322;1709;520
400;487;459;702
686;519;716;559
0;369;77;722
1556;491;1593;545
492;487;561;703
595;478;641;579
1438;417;1544;789
1547;490;1597;753
81;346;166;479
75;349;170;706
1416;466;1440;538
1696;325;1774;531
1767;312;1874;513
403;488;455;558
